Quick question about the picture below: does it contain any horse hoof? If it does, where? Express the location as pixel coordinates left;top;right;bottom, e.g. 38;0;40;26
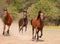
36;39;39;42
32;38;35;41
32;39;35;41
6;33;10;36
32;38;34;40
2;33;4;35
25;30;27;32
19;30;21;33
6;34;10;36
25;29;27;32
32;37;35;39
32;37;36;41
36;38;39;41
40;36;41;38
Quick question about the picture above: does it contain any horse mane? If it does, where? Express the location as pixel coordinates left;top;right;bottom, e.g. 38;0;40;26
37;11;42;19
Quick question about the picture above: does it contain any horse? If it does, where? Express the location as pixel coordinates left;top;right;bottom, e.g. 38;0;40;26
18;16;28;33
18;11;28;33
31;10;44;41
2;8;13;35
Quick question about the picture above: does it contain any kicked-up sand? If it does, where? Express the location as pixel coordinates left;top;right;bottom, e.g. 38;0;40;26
0;18;60;44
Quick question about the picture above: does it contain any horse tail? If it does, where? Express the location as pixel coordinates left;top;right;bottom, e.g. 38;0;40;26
31;19;33;25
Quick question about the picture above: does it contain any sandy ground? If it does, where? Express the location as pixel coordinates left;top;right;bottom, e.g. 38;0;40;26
0;18;60;44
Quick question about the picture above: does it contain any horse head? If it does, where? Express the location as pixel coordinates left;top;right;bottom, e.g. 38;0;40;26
23;10;28;19
4;11;8;16
37;10;44;21
3;8;9;17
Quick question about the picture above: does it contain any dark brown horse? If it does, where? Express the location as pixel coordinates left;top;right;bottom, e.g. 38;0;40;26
18;11;28;33
31;10;44;41
2;8;13;35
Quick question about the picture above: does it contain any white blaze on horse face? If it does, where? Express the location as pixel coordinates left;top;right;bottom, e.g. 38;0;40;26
23;13;27;15
40;13;44;20
23;12;27;18
24;15;26;18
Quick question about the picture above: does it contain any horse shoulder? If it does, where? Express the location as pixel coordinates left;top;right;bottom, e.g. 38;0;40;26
34;17;41;26
32;17;37;26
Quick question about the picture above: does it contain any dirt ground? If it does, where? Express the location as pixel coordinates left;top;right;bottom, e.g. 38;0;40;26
0;18;60;44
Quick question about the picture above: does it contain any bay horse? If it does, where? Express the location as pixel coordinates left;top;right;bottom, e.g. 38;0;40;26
18;11;28;33
31;10;44;41
2;8;13;35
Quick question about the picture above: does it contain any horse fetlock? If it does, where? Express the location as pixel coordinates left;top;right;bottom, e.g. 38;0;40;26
39;35;42;38
36;39;39;41
32;36;35;41
3;32;5;35
37;37;39;41
7;30;9;34
25;29;27;32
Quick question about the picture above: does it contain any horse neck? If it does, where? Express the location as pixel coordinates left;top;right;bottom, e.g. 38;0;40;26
39;17;42;22
5;13;9;19
24;16;27;19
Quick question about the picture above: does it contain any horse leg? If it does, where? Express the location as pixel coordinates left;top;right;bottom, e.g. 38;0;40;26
36;30;39;41
40;29;43;38
19;25;20;32
7;26;10;35
25;26;27;32
19;26;23;32
32;27;34;40
34;29;38;40
20;26;23;34
19;26;21;32
19;26;23;33
3;24;6;35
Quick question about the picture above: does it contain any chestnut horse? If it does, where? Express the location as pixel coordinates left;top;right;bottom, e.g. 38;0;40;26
31;11;44;41
2;8;13;35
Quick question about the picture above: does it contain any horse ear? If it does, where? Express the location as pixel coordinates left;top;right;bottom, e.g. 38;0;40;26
4;8;7;11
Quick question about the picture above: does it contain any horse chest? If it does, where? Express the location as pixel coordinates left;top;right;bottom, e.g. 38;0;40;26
3;14;13;25
32;18;43;29
32;20;40;27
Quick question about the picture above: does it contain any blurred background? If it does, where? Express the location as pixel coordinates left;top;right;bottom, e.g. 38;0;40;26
0;0;60;26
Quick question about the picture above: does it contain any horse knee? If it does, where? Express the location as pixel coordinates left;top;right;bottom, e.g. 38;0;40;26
3;31;5;35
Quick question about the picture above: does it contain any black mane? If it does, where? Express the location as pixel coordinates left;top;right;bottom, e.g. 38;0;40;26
37;11;42;19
